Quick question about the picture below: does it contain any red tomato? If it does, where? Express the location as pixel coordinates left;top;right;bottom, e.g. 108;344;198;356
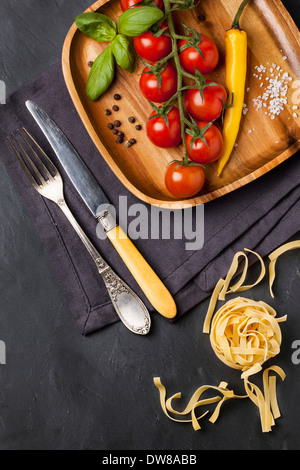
178;34;219;75
186;121;223;164
185;82;227;122
165;162;205;198
121;0;164;11
134;22;172;62
140;62;178;103
147;106;182;148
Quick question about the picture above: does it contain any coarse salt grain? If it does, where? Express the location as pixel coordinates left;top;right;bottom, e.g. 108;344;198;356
252;62;293;119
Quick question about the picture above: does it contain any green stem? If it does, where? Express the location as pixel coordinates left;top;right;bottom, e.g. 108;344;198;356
181;69;198;81
174;34;188;40
231;0;251;29
164;0;189;164
164;91;180;108
157;50;175;66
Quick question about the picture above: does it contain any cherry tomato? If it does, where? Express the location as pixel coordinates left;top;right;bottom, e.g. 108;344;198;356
140;62;178;103
165;162;205;198
121;0;164;12
185;81;227;122
134;21;172;62
186;121;223;164
178;34;219;75
146;106;182;148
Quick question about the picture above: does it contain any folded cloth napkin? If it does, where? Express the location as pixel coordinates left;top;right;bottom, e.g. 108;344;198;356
0;63;299;335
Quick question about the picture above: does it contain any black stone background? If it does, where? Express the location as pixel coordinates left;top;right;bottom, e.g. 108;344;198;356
0;0;299;451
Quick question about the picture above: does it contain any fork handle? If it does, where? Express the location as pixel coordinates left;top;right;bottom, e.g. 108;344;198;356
57;199;101;262
98;212;177;320
56;199;151;335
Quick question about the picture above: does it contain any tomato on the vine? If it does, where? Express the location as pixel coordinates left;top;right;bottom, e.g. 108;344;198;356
121;0;164;12
178;34;219;75
165;162;205;198
134;21;172;62
185;81;227;122
147;106;182;148
140;62;178;103
186;121;223;164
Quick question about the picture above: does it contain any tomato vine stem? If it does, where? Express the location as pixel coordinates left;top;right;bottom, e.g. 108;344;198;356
164;0;190;165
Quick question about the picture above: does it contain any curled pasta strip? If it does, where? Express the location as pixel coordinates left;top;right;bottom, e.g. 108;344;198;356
203;248;266;334
269;240;300;298
153;378;246;431
220;248;266;299
244;366;286;433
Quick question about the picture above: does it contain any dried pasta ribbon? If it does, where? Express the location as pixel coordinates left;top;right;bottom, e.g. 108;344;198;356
203;248;266;334
153;378;247;431
219;248;266;300
244;366;286;433
269;240;300;298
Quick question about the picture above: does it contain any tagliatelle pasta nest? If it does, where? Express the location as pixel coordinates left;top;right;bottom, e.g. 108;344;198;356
154;241;300;433
208;297;287;379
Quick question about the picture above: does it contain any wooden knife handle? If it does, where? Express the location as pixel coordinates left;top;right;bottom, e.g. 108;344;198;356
106;225;177;319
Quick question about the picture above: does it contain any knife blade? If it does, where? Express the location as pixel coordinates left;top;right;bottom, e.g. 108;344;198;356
26;100;177;320
26;100;110;219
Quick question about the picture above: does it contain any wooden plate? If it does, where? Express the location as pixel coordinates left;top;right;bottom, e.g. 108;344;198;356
62;0;300;208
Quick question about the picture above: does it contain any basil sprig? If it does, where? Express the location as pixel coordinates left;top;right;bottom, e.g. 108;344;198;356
75;7;164;101
75;13;117;42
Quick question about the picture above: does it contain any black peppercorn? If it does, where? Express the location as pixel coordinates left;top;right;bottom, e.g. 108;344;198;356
129;138;137;145
114;94;121;101
128;116;136;123
112;129;118;135
135;125;142;131
107;123;114;130
105;109;112;116
116;137;124;144
117;131;125;138
88;61;94;68
114;120;121;127
112;105;119;111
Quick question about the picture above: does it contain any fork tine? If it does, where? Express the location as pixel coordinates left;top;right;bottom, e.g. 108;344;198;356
16;129;55;183
22;128;58;178
7;135;41;189
10;130;47;185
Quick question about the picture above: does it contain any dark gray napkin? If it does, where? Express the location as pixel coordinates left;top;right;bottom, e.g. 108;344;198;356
0;63;299;335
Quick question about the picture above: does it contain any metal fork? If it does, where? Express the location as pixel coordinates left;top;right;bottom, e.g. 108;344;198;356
7;128;151;336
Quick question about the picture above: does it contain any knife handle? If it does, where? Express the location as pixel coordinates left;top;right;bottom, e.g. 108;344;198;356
99;216;177;319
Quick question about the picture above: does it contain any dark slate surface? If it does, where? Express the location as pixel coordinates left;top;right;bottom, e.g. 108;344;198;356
0;0;299;451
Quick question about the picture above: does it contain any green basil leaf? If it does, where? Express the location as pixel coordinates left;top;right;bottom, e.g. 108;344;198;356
111;35;136;73
86;46;115;101
117;6;164;37
75;13;117;42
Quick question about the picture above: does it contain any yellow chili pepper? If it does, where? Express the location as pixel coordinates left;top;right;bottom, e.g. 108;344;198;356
217;0;251;176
